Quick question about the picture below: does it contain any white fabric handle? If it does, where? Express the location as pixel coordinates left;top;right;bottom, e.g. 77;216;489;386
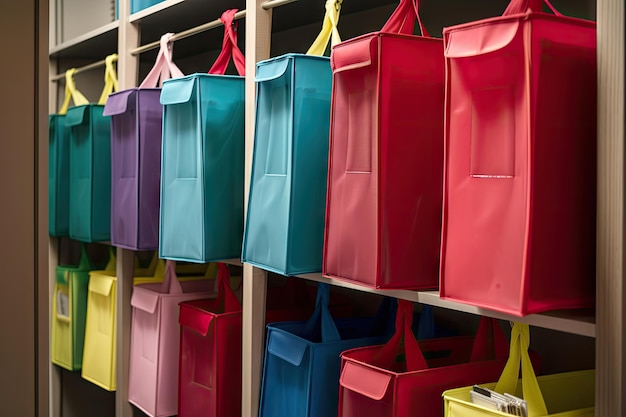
139;33;184;88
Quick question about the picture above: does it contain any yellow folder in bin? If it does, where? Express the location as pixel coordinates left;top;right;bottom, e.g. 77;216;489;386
81;258;215;391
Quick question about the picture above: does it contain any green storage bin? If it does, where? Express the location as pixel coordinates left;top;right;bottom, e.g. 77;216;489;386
51;247;93;371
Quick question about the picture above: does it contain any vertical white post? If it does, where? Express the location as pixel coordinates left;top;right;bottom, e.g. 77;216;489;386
242;1;272;417
596;0;626;415
115;0;139;416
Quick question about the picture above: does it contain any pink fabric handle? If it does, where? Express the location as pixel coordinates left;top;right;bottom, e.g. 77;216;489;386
374;300;428;372
139;33;184;88
503;0;562;16
161;260;183;295
208;9;246;76
381;0;429;38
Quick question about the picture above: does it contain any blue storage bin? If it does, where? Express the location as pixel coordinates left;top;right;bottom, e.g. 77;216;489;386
159;74;245;263
259;284;393;417
242;54;332;275
130;0;165;14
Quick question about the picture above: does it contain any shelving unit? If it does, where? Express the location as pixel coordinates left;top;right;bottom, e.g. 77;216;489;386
46;0;624;416
49;21;119;58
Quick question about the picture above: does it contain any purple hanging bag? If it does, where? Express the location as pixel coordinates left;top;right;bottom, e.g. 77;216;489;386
104;34;184;250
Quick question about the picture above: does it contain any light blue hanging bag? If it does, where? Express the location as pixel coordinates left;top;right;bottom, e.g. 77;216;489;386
242;0;342;275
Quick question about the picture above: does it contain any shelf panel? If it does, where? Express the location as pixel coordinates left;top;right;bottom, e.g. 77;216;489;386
297;272;596;338
49;21;119;59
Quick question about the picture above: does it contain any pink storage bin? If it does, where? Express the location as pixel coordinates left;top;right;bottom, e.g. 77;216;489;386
128;260;214;417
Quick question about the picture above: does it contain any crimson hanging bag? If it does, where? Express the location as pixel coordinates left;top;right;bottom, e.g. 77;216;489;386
178;263;242;417
440;0;597;316
66;55;118;242
159;10;245;263
339;301;513;417
323;0;444;289
242;0;341;275
104;34;184;251
49;69;89;237
128;260;214;417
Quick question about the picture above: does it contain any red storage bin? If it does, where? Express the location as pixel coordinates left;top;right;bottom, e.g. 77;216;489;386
440;0;596;315
324;0;443;289
178;272;315;417
339;301;516;417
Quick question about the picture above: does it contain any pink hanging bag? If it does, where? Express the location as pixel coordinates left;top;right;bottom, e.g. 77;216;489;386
440;0;597;316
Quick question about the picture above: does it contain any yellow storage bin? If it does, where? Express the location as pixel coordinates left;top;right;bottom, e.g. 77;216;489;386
443;323;594;417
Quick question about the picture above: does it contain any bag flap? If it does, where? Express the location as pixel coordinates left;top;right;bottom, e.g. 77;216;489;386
160;77;196;105
255;57;291;82
444;20;520;58
267;329;309;366
331;35;377;72
130;287;160;314
65;105;90;126
340;361;392;400
179;303;215;336
89;275;115;296
103;89;136;116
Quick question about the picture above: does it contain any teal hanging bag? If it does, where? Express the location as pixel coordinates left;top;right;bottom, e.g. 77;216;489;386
67;55;118;243
49;69;90;237
159;10;246;263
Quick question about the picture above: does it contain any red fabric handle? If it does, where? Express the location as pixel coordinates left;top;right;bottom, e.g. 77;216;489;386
373;300;428;372
381;0;429;37
208;9;246;76
503;0;562;16
215;263;241;312
470;317;510;362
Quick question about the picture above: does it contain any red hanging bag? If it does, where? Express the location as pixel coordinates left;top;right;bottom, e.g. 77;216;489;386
324;0;444;289
440;0;597;316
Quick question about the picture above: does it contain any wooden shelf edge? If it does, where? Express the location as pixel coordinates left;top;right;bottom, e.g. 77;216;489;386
128;0;187;23
49;21;119;56
296;272;596;338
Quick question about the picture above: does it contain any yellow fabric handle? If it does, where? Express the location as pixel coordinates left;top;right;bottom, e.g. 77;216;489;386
59;68;89;115
495;323;548;417
306;0;342;56
104;248;117;272
97;54;119;105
